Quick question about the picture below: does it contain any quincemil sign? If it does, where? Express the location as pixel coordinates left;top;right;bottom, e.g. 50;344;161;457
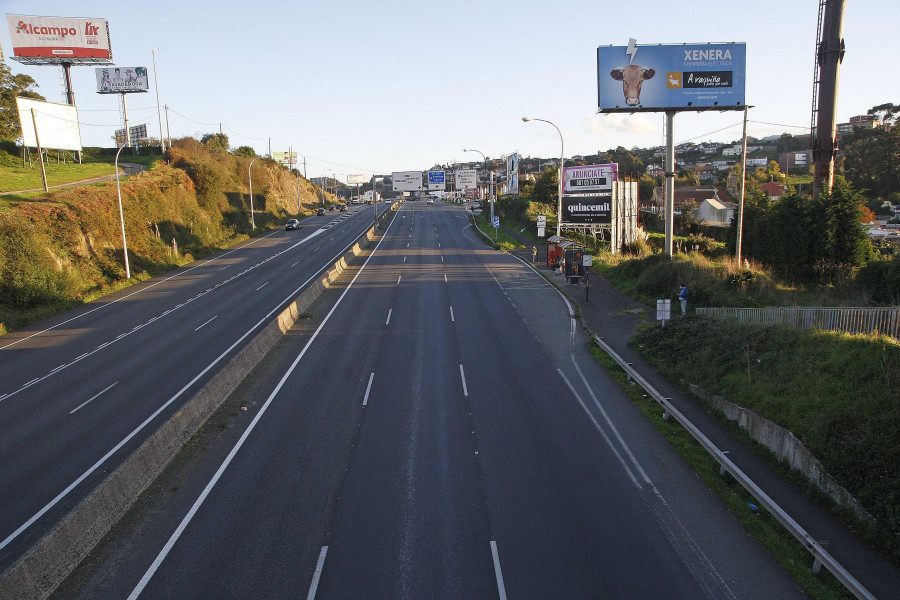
562;196;611;225
6;14;113;64
597;41;745;112
455;169;477;190
392;171;423;192
563;163;617;195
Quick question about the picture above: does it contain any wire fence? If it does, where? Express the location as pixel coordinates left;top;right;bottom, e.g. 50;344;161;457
696;306;900;338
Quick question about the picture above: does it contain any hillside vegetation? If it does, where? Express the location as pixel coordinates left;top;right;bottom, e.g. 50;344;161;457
0;137;331;333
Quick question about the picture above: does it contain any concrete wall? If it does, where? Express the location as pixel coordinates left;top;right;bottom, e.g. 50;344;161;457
688;383;875;525
0;204;399;600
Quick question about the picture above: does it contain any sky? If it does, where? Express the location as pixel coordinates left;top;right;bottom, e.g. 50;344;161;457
2;1;896;181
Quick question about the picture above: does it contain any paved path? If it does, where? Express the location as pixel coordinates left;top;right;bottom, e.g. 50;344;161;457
2;162;146;195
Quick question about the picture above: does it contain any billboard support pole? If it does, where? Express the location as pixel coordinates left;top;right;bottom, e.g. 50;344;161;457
60;63;83;163
664;110;675;256
122;93;131;149
736;105;749;264
152;49;165;154
164;105;171;149
31;109;49;192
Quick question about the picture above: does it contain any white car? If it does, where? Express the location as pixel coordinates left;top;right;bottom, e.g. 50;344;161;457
426;198;434;204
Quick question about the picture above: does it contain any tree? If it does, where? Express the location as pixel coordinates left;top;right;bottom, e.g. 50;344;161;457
840;123;900;199
532;168;558;207
0;58;45;140
678;168;699;186
201;132;229;152
233;145;256;158
867;103;898;128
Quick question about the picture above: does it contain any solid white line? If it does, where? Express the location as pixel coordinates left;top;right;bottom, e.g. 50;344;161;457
459;364;469;397
557;368;639;487
50;364;66;373
70;382;118;414
450;306;454;322
385;309;392;325
194;316;218;331
306;546;329;600
363;372;375;406
127;202;398;599
255;282;269;291
490;540;508;600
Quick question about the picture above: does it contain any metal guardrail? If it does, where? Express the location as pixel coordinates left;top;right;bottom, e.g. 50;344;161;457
593;334;877;600
696;306;900;339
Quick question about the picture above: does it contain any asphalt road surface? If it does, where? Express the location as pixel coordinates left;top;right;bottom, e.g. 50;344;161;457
0;203;387;571
51;201;805;599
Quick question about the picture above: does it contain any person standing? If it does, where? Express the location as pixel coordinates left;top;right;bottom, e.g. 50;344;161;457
679;283;689;315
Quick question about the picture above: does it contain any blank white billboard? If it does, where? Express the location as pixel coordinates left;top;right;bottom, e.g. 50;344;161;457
392;171;423;191
347;174;368;184
16;97;83;151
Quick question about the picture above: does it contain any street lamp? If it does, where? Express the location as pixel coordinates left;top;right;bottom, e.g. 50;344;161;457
522;116;564;237
114;145;131;279
248;157;259;230
463;148;495;238
151;48;165;154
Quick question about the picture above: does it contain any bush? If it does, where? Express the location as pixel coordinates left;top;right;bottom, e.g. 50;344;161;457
857;257;900;304
0;213;78;307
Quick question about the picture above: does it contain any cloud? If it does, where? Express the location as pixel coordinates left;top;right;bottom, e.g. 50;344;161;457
584;113;657;135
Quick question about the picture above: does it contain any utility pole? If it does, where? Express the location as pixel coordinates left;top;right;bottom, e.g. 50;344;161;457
164;105;171;149
811;0;846;200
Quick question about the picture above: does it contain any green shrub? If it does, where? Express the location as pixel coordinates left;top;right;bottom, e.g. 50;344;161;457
856;257;900;304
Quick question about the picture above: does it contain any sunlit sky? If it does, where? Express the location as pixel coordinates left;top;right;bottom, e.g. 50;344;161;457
2;1;895;180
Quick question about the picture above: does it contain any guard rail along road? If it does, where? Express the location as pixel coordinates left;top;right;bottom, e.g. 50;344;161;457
593;334;877;600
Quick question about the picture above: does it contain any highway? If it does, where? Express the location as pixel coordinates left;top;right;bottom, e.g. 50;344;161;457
0;203;388;572
51;202;804;599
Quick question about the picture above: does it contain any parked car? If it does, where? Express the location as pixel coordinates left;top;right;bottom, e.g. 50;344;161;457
284;219;300;230
316;208;326;216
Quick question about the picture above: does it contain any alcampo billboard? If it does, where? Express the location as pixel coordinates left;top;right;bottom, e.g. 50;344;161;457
6;14;113;64
597;42;745;112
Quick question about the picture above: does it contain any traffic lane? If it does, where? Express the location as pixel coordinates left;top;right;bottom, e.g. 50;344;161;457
0;214;383;565
314;225;499;599
102;213;404;598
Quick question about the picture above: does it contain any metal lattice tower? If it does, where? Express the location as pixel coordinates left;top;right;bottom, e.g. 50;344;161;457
809;0;826;147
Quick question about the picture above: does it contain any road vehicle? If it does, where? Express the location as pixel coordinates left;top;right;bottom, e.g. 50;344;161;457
284;219;300;230
316;208;326;215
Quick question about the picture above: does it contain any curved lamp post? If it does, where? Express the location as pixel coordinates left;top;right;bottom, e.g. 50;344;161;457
248;157;259;230
463;148;495;239
522;117;564;237
114;144;131;279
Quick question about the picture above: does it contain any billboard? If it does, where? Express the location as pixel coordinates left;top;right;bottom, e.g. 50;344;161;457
506;154;519;195
427;170;445;191
563;163;618;195
392;171;423;191
6;14;112;64
597;42;745;112
455;169;477;190
96;66;149;94
115;124;148;146
273;151;298;166
347;174;368;184
16;97;82;151
562;196;612;224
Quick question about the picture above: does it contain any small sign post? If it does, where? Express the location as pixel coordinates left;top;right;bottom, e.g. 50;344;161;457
657;299;671;327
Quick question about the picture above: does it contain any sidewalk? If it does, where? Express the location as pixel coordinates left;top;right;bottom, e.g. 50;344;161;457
499;224;900;599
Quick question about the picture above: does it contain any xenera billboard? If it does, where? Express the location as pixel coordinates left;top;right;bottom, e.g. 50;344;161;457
563;196;612;225
392;171;423;192
597;42;745;112
563;163;618;195
455;169;477;190
6;14;113;64
96;67;149;94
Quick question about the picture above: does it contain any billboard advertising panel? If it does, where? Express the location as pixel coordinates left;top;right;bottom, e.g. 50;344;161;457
562;196;612;225
273;151;297;166
115;124;148;146
392;171;423;191
563;163;618;194
6;14;113;64
506;154;519;195
96;67;149;94
347;174;368;184
427;170;445;191
597;42;745;112
455;169;477;190
16;97;82;151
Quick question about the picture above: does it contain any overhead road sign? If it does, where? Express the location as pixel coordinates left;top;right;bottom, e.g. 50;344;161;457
6;14;113;64
455;169;477;190
428;170;445;191
597;42;746;113
392;171;423;192
563;163;617;195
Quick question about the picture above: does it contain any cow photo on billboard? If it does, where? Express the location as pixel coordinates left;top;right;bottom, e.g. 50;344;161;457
610;65;655;107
